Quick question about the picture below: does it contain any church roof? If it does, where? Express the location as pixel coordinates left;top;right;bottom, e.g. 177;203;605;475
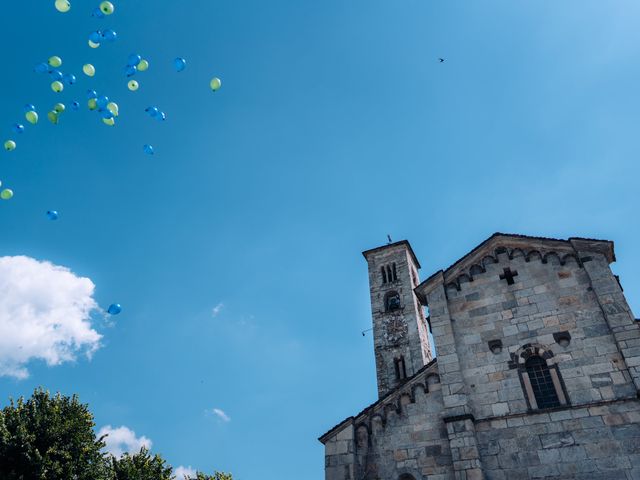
318;358;438;444
415;232;615;303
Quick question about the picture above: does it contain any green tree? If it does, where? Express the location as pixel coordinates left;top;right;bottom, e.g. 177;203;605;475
186;473;233;480
0;388;109;480
110;447;173;480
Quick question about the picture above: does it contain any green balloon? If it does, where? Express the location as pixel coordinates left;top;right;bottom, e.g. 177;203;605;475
103;117;115;126
55;0;71;13
25;111;38;125
83;64;95;77
210;77;222;91
48;111;60;124
53;103;65;113
107;102;119;116
88;40;100;49
4;140;16;151
128;80;139;91
137;59;149;72
88;98;97;110
100;1;114;14
51;81;64;93
48;56;62;68
1;189;14;200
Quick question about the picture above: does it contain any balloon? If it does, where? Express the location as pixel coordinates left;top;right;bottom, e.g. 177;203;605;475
127;80;139;91
124;65;137;77
106;102;119;116
91;7;105;18
48;111;60;124
145;106;159;117
0;189;13;200
48;56;62;68
50;70;63;81
103;29;117;42
34;63;49;74
137;59;149;71
143;144;154;155
71;101;80;111
89;30;102;43
4;140;16;151
107;303;122;315
88;40;101;49
24;104;36;113
127;53;141;67
88;98;98;110
157;111;166;121
63;73;76;85
83;64;95;76
87;89;98;99
51;81;64;93
173;57;186;72
210;77;222;91
53;103;65;113
25;111;38;124
46;210;59;220
96;95;109;109
103;117;115;126
54;0;71;13
100;1;114;15
12;124;25;134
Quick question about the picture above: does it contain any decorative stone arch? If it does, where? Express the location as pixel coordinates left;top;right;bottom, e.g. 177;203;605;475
512;343;569;411
355;423;370;451
509;248;526;260
469;264;485;276
526;250;542;263
397;469;420;480
543;251;562;265
384;290;402;312
482;255;498;268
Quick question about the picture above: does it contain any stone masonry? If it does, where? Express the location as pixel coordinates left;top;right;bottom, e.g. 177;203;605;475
319;233;640;480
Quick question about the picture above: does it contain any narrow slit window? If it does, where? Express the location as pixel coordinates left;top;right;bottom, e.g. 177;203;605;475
392;263;398;281
394;356;407;380
387;265;393;282
381;266;387;284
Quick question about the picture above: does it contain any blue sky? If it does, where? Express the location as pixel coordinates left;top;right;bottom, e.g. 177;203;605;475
1;0;639;478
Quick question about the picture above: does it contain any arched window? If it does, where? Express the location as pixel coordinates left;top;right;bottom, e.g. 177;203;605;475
525;356;561;409
394;356;407;381
381;266;388;284
384;291;401;312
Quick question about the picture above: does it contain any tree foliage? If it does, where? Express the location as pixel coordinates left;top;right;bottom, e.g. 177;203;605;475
0;388;232;480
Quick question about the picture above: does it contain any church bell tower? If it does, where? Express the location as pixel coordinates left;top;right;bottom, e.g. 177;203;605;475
363;240;432;398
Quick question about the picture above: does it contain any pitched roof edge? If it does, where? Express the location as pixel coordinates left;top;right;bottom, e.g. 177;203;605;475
318;358;438;444
362;240;421;269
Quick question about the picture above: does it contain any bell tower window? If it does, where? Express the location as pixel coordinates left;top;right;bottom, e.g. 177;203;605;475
394;356;407;381
384;291;401;312
381;266;388;284
381;263;398;284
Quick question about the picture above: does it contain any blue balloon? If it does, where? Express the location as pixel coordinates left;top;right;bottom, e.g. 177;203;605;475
89;30;102;43
107;303;122;315
157;111;166;121
101;109;114;119
96;95;109;109
124;65;137;77
23;104;36;113
49;70;63;81
46;210;59;220
87;89;98;99
143;144;154;155
127;54;142;67
34;63;49;74
173;57;186;72
145;106;159;117
63;73;76;85
12;124;25;134
71;101;80;111
91;7;105;18
103;29;118;42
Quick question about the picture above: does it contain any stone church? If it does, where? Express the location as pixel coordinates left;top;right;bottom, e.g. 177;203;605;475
319;233;640;479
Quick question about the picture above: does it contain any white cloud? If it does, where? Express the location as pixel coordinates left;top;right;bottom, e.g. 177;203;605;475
0;256;101;379
174;466;197;479
98;425;152;458
209;407;231;423
211;303;224;317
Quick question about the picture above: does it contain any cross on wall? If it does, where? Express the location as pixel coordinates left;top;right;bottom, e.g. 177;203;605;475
499;267;518;285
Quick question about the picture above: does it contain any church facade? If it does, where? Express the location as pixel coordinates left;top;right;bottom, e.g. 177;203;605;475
319;233;640;479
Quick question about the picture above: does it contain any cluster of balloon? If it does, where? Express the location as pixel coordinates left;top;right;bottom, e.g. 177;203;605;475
34;56;77;93
124;54;150;91
145;106;166;122
107;303;122;315
46;210;59;220
87;90;119;126
48;103;68;125
88;28;118;48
